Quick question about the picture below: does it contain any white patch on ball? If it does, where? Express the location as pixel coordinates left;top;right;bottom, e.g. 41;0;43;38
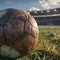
0;45;20;58
0;10;7;18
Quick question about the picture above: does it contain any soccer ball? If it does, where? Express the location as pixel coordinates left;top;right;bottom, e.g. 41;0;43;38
0;8;39;57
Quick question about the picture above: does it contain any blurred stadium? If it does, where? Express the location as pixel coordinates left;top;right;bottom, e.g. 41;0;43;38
28;8;60;25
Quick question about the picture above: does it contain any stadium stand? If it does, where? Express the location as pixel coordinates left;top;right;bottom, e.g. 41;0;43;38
28;8;60;25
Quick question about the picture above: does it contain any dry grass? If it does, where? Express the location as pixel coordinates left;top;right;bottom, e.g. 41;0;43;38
17;26;60;60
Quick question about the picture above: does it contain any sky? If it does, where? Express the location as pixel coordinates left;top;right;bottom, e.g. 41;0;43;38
0;0;60;11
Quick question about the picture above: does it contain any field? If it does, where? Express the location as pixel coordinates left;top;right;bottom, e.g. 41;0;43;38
17;26;60;60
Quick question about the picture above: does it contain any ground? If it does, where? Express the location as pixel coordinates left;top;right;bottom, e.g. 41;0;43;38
18;26;60;60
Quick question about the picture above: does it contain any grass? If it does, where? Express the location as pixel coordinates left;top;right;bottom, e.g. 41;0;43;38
17;26;60;60
0;26;60;60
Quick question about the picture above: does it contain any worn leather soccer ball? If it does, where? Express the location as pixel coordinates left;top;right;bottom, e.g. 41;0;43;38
0;8;39;57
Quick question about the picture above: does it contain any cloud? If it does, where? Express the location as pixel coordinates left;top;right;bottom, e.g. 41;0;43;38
39;0;51;9
49;0;60;5
39;0;60;9
29;7;40;11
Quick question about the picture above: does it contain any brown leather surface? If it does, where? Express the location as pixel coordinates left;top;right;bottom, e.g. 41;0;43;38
0;8;39;55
